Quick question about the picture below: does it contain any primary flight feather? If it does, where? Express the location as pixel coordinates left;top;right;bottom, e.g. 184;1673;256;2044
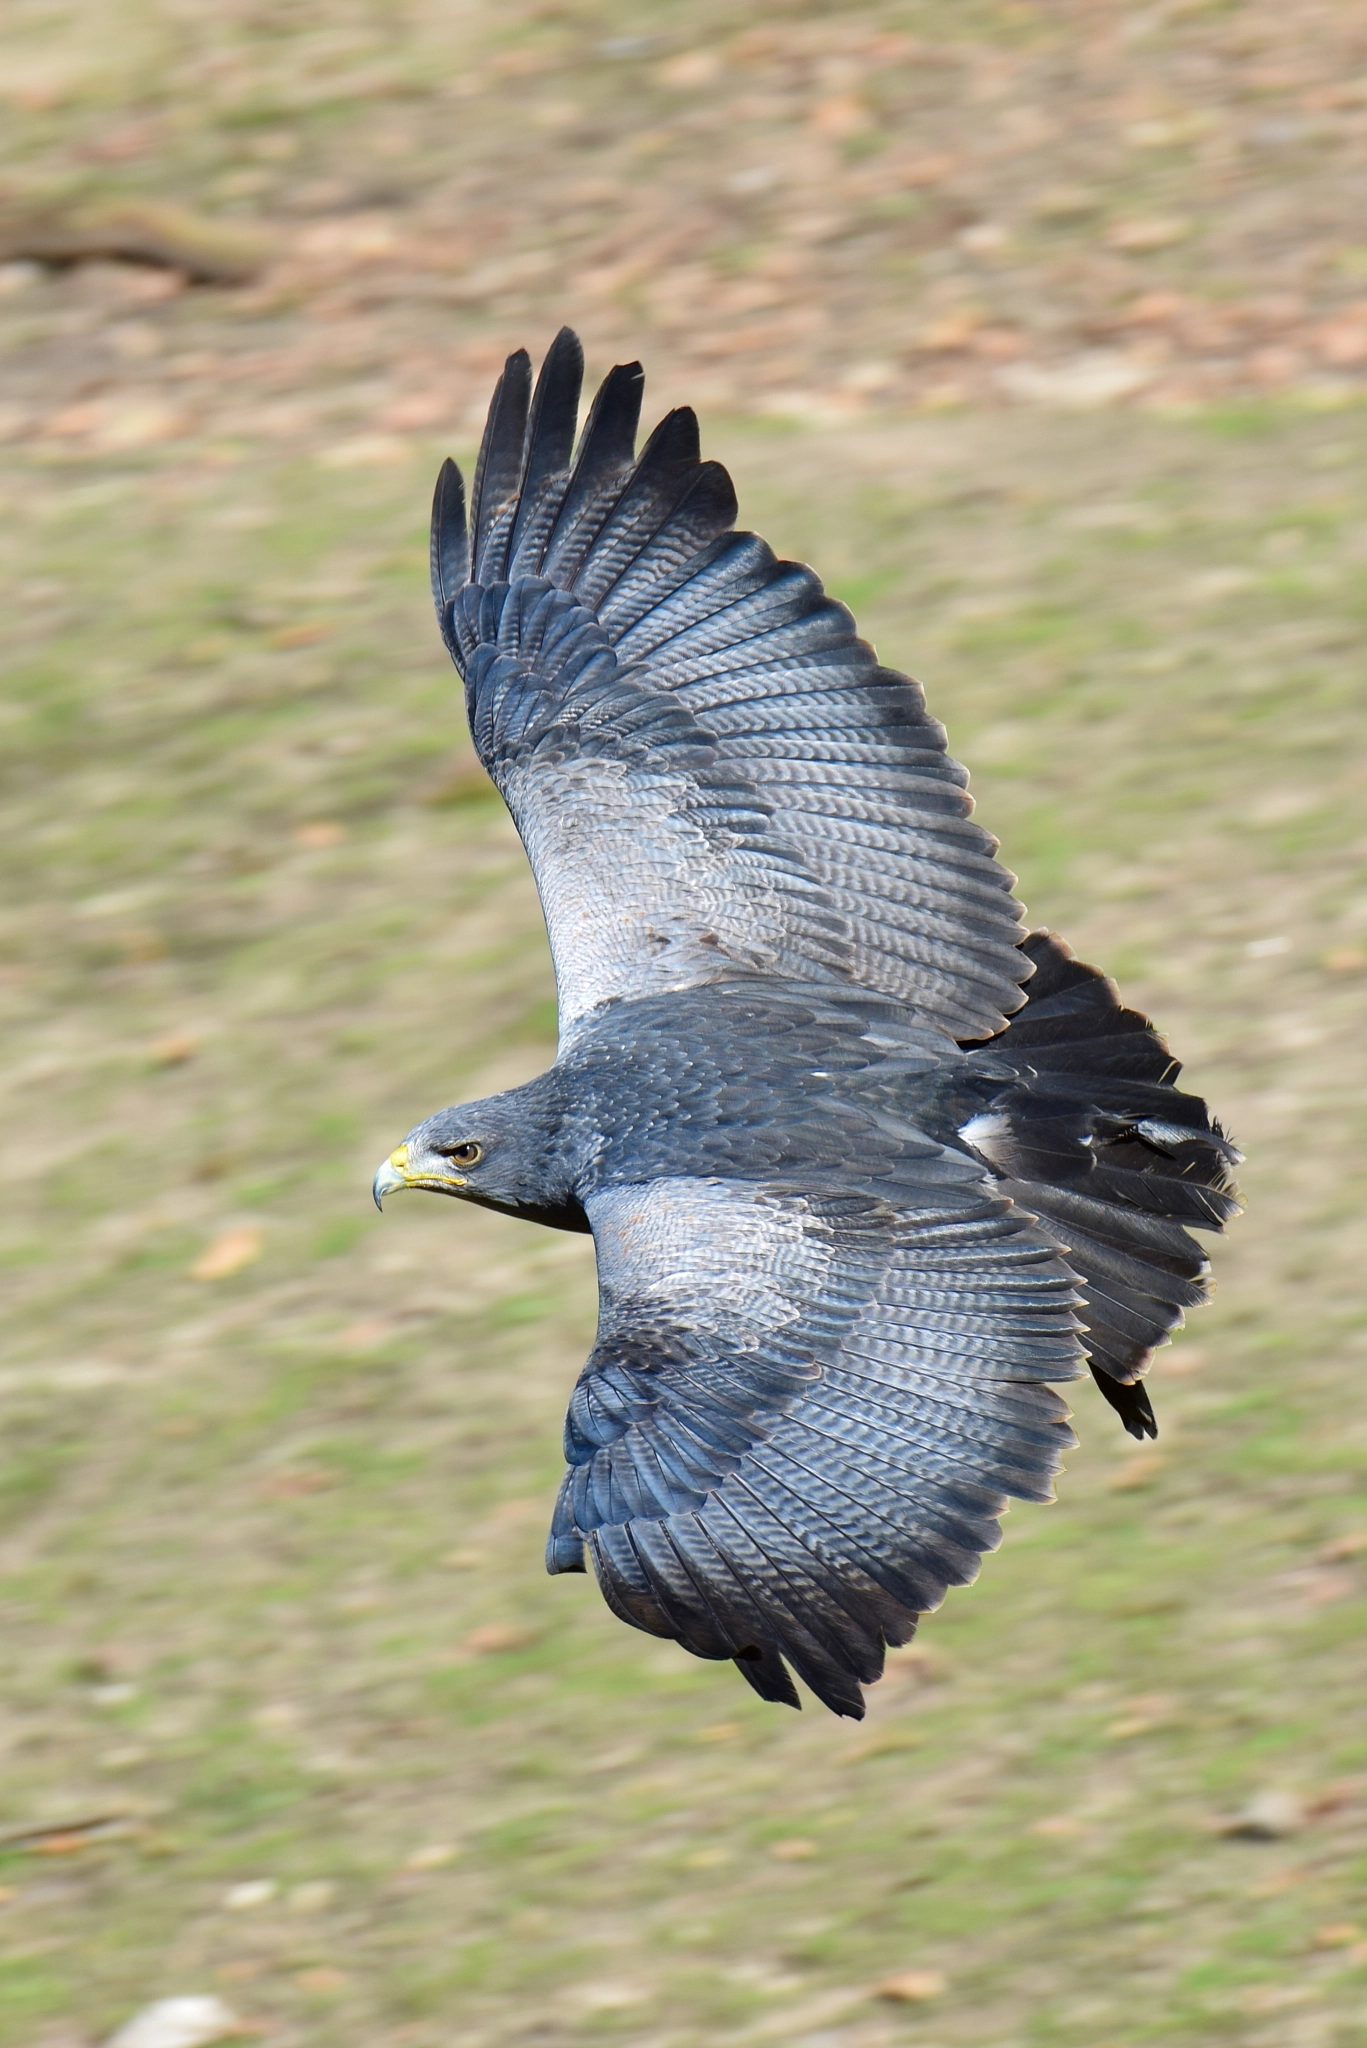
374;328;1239;1718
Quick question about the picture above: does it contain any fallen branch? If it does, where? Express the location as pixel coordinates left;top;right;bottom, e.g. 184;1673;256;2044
0;1812;134;1853
0;195;271;283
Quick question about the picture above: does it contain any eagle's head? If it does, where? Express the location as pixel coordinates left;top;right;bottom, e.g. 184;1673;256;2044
372;1074;589;1233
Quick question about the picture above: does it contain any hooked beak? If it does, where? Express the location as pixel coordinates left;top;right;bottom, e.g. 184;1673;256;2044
372;1147;409;1209
372;1142;467;1210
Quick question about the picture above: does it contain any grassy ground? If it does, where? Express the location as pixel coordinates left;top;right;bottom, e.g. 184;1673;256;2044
2;391;1366;2048
3;2;1367;2041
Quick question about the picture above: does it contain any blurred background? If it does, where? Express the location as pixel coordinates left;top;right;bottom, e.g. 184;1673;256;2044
2;3;1366;2045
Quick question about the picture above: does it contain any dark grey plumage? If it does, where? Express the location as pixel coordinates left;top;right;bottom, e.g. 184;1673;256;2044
375;329;1240;1718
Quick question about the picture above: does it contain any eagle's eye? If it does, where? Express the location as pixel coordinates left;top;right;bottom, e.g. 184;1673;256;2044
445;1141;482;1166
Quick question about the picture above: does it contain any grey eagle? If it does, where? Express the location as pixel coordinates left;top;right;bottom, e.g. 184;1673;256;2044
373;329;1239;1718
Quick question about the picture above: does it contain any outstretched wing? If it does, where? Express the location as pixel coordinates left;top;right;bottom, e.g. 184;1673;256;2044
432;329;1028;1043
549;1170;1082;1717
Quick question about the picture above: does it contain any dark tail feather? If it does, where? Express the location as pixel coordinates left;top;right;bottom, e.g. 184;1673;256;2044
1093;1370;1157;1442
733;1642;802;1709
964;931;1241;1439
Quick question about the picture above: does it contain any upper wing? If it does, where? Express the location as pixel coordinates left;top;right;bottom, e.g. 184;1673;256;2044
549;1171;1082;1717
432;329;1028;1043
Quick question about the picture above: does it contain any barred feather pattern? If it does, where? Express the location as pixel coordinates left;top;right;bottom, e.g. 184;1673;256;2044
432;327;1028;1041
548;1169;1081;1716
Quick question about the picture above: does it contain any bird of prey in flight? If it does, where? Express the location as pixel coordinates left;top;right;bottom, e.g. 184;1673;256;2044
373;329;1238;1717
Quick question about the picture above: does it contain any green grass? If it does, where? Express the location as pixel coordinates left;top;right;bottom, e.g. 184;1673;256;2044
2;402;1367;2047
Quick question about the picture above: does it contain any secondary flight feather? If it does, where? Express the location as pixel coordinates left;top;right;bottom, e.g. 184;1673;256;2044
374;328;1239;1717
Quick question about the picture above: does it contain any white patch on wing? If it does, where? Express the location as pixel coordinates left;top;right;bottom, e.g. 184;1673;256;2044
956;1109;1018;1175
506;757;793;1035
958;1112;1012;1146
586;1177;831;1353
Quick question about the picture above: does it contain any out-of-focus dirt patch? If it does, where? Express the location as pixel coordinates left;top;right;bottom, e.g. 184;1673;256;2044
4;1;1367;461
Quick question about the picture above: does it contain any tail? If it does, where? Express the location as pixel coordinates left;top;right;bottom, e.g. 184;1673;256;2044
961;932;1241;1438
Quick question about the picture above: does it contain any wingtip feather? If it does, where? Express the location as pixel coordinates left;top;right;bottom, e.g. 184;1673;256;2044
430;456;468;621
471;347;534;579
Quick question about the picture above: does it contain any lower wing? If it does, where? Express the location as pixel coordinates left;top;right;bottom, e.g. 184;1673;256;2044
550;1171;1081;1717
